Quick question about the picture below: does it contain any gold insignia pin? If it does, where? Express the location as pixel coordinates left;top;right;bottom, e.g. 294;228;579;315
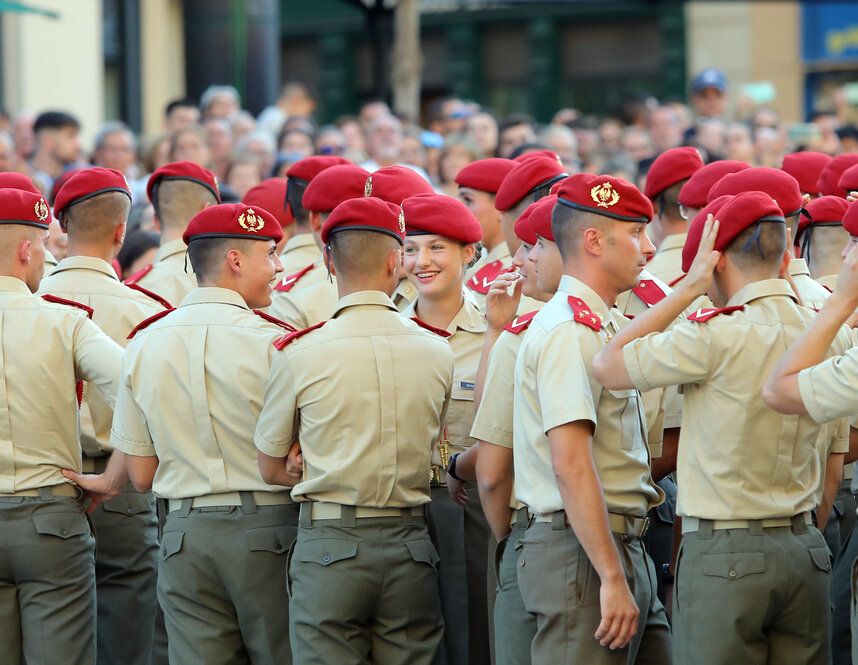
398;207;406;234
34;198;49;222
590;182;620;208
364;176;373;197
238;207;265;233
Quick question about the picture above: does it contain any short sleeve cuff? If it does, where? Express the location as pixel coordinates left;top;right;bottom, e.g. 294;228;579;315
543;409;596;435
832;435;850;455
798;366;833;424
110;431;156;457
470;422;513;448
648;442;663;459
623;343;655;393
254;432;290;458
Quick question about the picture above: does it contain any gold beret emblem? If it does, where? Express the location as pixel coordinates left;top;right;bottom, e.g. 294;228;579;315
590;182;620;208
34;198;49;222
398;207;406;234
364;176;373;197
238;207;265;233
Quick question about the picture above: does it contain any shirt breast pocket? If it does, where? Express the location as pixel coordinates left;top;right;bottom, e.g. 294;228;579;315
607;389;646;451
447;379;476;447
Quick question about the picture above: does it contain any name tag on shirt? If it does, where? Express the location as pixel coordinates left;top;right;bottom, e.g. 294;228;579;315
459;381;475;390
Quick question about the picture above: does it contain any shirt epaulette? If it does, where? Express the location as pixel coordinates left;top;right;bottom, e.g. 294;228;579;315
273;320;327;350
466;259;505;295
410;317;452;338
125;282;173;309
274;264;315;293
41;294;94;319
253;309;298;333
123;263;153;285
504;310;538;334
127;308;175;339
631;279;668;307
567;296;601;331
687;305;745;323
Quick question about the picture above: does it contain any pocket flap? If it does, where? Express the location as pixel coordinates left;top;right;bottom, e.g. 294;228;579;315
451;383;476;402
247;526;295;554
295;538;357;566
702;552;765;580
406;539;440;567
33;512;88;539
161;531;184;560
809;547;832;573
101;492;153;516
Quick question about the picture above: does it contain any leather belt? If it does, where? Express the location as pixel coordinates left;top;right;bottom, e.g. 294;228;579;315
533;509;650;538
509;506;529;527
301;501;425;520
682;512;813;534
167;491;293;513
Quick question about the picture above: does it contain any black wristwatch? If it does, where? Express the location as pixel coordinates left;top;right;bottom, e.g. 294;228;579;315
447;453;463;481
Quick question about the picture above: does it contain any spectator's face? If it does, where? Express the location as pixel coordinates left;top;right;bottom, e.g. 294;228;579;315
279;131;313;159
599;121;623;152
399;136;426;169
440;144;474;184
622;132;653;163
340;121;366;156
167;106;200;132
574;128;599;160
205;94;239;121
52;126;81;164
245;139;275;176
498;123;536;159
441;99;468;135
46;220;68;261
367;118;403;164
696;122;726;157
693;87;726;118
0;139;14;171
94;132;135;173
231;115;256;140
649;109;681;152
545;134;578;172
226;162;261;199
725;125;754;162
173;131;209;166
360;102;390;128
315;130;346;157
467;113;498;156
13;116;34;159
205;122;233;161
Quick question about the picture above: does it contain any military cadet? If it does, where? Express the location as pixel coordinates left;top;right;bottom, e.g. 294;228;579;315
817;154;858;198
454;157;516;279
473;156;566;312
513;175;669;664
593;192;851;665
125;160;221;304
268;163;369;328
255;196;453;665
396;193;490;665
39;167;167;665
709;167;830;310
642;146;703;254
0;187;124;665
0;171;61;269
796;196;850;287
70;201;300;665
242;177;293;254
363;164;435;310
781;151;832;199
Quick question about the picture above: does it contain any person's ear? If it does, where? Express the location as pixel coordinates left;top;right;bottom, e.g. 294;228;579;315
226;248;242;275
582;227;602;256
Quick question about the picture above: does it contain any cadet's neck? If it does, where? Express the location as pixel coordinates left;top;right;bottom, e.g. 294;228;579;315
657;216;686;241
563;261;619;310
336;275;396;299
65;240;117;264
413;287;464;329
159;228;185;245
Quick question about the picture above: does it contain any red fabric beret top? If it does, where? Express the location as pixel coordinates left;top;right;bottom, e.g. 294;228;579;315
514;150;563;164
527;194;558;242
147;161;220;204
841;200;858;236
837;163;858;196
182;203;283;245
303;164;370;213
495;156;568;212
0;172;40;194
0;188;52;230
53;167;131;218
644;147;704;200
681;195;733;273
285;155;351;183
400;194;482;244
798;195;849;237
241;179;292;228
678;160;750;209
321;196;405;245
781;152;832;195
513;202;538;245
363;166;434;205
556;174;653;223
708;167;803;216
818;154;858;197
455;158;517;194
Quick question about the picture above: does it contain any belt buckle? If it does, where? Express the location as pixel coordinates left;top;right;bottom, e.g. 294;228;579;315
639;516;651;538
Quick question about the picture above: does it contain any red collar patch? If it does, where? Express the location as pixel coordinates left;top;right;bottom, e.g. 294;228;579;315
125;282;173;309
41;294;94;319
411;317;452;338
466;259;505;294
127;308;175;339
253;309;297;332
631;279;668;307
687;305;745;323
123;263;153;285
567;296;602;331
504;310;538;334
274;264;315;293
273;320;327;350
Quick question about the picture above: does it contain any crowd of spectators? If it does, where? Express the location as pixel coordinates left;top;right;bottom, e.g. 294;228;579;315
0;70;856;280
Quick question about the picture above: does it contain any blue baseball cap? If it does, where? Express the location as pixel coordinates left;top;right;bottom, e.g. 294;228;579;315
692;69;727;94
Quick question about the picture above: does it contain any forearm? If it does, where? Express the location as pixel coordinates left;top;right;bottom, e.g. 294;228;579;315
126;453;158;493
651;428;679;482
453;444;478;482
475;443;514;541
818;453;845;531
257;453;295;487
846;426;858;465
101;450;130;492
473;330;502;409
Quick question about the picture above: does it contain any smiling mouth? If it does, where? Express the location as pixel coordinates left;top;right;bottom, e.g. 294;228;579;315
415;271;440;281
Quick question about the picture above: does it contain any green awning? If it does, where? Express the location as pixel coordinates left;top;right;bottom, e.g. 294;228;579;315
0;1;58;19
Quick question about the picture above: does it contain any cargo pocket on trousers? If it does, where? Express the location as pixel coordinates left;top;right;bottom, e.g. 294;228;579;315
701;552;765;581
101;492;153;517
247;526;294;555
160;531;184;561
809;547;832;573
33;511;90;539
406;538;440;569
295;538;358;567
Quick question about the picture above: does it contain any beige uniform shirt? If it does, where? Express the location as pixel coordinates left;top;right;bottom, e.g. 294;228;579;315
44;250;58;276
817;274;837;291
0;277;123;492
625;279;851;520
392;277;418;311
255;291;454;507
513;275;663;517
646;233;686;286
38;256;165;457
278;233;321;278
269;273;339;329
136;238;196;306
402;296;486;466
110;287;292;500
789;258;830;310
465;242;509;283
464;241;542;315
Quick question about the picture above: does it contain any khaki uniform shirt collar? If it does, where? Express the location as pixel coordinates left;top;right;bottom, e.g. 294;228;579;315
448;296;487;335
179;287;250;310
483;241;511;263
558;274;613;331
333;290;398;317
51;255;119;281
282;234;317;255
788;258;811;278
727;278;798;308
156;238;187;262
657;233;686;254
0;276;31;295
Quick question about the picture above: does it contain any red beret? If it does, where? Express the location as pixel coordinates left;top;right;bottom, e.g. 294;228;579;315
837;163;858;197
528;194;558;242
364;165;434;205
0;188;51;230
495;157;568;212
147;161;220;204
514;150;563;164
818;154;858;197
798;195;848;238
844;201;858;236
50;168;83;205
285;156;351;183
781;152;832;195
678;160;750;209
241;178;292;228
556;174;653;223
321;196;405;245
0;172;40;194
513;203;538;245
182;203;282;245
644;147;704;200
455;158;517;194
708;167;803;216
401;194;482;244
53;167;131;219
681;195;733;273
303;164;370;213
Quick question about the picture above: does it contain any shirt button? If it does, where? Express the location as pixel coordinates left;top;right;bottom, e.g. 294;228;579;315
60;528;68;536
519;558;525;567
322;553;331;563
468;321;476;328
126;507;134;514
728;570;737;578
274;540;282;550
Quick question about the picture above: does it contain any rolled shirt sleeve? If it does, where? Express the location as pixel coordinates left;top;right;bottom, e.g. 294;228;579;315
799;350;858;424
624;323;715;393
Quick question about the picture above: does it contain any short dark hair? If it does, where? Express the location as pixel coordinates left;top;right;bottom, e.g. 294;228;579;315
33;111;80;134
723;221;786;271
552;204;611;261
498;114;534;135
165;98;197;117
327;229;399;280
286;177;310;226
117;230;160;275
187;237;253;281
655;181;685;221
